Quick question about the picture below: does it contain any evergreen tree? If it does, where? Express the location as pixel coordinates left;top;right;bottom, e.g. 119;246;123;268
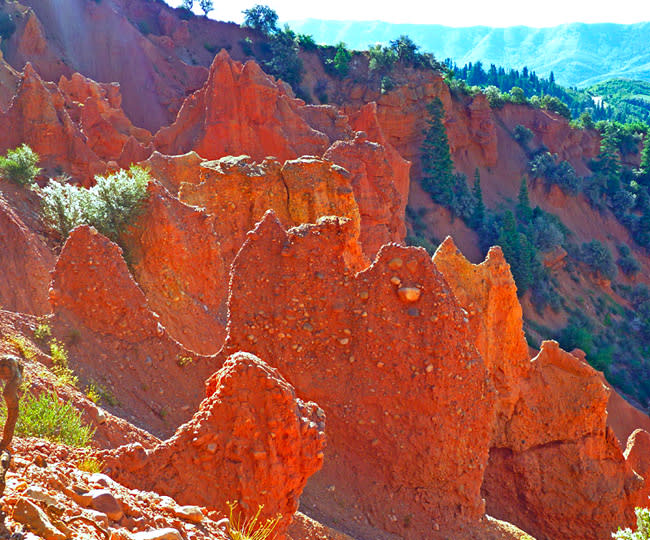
639;133;650;186
420;98;454;207
516;177;533;224
470;168;485;230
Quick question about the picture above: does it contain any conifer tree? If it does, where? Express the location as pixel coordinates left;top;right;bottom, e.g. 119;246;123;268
470;168;485;230
640;133;650;186
516;177;533;224
420;98;454;207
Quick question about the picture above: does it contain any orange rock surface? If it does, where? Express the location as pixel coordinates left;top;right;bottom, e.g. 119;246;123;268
5;0;208;131
48;225;214;436
433;236;530;445
483;341;646;540
0;63;103;182
58;72;153;166
0;188;54;315
103;351;326;539
121;181;228;355
324;131;408;256
212;212;496;538
179;154;363;265
154;50;331;162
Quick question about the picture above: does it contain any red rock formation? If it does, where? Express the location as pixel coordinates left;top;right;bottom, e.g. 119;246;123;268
5;0;208;131
0;53;19;112
154;50;331;161
345;72;497;178
483;341;645;540
121;181;228;355
49;225;214;435
140;151;204;194
325;130;408;256
103;351;326;539
50;226;158;343
433;237;531;445
212;211;496;538
58;72;153;166
0;63;103;182
179;155;363;265
496;104;600;176
624;429;650;499
0;189;54;315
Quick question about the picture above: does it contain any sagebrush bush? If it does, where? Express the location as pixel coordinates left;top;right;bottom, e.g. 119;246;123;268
0;391;94;447
0;144;41;186
40;166;150;242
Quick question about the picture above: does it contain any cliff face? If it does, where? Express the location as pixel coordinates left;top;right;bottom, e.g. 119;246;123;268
1;3;650;539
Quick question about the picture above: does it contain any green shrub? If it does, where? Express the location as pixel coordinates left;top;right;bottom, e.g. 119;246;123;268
380;75;394;94
40;166;150;242
617;244;641;276
326;42;351;78
297;33;317;50
579;240;617;280
0;391;94;447
239;37;253;56
0;144;41;186
368;44;397;73
513;124;533;148
613;507;650;539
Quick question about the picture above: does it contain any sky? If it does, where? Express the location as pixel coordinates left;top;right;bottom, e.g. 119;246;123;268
164;0;650;27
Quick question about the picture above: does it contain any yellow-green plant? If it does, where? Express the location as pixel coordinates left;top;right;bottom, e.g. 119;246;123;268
226;501;281;540
49;339;78;387
33;322;52;342
0;391;94;447
77;457;103;474
4;334;36;361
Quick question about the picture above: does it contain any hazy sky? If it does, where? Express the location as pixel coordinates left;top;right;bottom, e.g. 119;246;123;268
164;0;650;27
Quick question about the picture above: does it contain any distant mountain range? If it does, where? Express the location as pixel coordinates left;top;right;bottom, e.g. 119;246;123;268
285;20;650;88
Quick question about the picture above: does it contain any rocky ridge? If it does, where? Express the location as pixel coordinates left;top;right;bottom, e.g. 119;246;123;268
0;1;648;539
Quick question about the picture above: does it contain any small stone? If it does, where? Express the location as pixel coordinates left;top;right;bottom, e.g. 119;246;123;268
425;364;434;373
23;486;58;507
95;408;107;424
407;307;420;317
377;362;384;368
13;498;66;540
83;509;110;528
339;337;349;345
388;257;403;270
398;287;421;303
359;291;369;300
174;505;204;523
90;473;117;487
132;528;183;540
88;489;124;521
390;276;401;286
302;322;313;332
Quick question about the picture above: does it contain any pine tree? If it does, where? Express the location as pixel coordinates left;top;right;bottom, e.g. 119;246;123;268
516;177;533;224
420;98;455;207
470;168;485;230
639;133;650;186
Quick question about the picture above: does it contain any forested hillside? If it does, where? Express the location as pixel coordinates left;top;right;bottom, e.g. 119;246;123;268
286;19;650;87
